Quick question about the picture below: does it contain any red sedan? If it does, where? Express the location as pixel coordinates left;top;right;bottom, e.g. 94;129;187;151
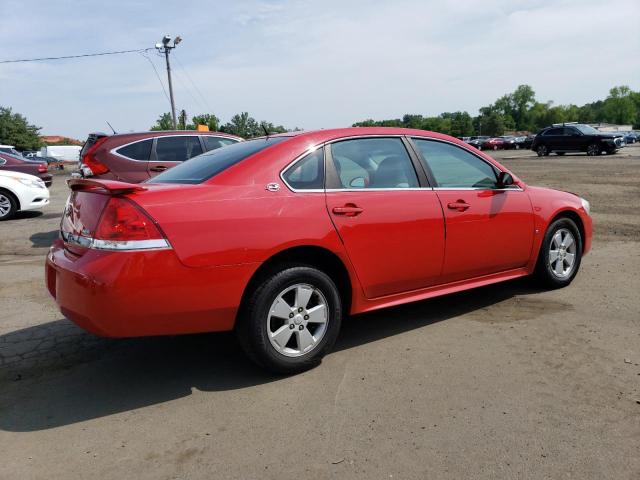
46;128;592;373
480;137;505;150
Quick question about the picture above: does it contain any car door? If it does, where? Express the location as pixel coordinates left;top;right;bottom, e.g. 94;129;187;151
545;127;563;151
148;135;204;178
325;136;445;298
564;127;584;151
111;138;154;183
411;138;534;284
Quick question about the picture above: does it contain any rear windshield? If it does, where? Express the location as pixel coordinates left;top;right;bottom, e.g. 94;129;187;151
147;137;287;184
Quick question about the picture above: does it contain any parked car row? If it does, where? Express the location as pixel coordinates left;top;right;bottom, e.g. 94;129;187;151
0;152;53;186
459;135;535;151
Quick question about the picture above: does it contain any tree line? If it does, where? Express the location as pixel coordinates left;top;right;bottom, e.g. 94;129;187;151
2;84;639;149
150;110;291;138
353;85;640;137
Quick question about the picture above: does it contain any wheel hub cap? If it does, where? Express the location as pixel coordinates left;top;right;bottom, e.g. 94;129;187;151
549;228;577;278
267;283;329;357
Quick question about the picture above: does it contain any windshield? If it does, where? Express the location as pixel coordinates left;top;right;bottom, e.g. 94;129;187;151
574;125;599;135
148;136;288;184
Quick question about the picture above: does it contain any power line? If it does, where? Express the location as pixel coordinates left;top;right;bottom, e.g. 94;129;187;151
172;53;214;113
0;48;153;64
140;51;171;103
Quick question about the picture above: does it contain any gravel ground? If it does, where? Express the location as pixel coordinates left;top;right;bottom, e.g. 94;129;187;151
0;146;639;479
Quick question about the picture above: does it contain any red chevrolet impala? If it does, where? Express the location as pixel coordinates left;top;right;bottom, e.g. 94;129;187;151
46;128;592;373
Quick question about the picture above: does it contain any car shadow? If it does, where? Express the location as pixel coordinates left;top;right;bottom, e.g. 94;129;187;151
29;230;59;248
11;210;43;220
0;277;542;432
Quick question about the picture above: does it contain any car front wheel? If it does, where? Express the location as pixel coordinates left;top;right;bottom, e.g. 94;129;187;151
534;218;583;289
586;143;601;156
0;191;18;221
236;266;342;374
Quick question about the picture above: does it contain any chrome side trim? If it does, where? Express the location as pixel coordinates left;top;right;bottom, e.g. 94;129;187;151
325;188;434;192
62;231;171;251
433;186;524;192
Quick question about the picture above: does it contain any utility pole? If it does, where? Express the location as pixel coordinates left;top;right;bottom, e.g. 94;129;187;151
155;35;182;129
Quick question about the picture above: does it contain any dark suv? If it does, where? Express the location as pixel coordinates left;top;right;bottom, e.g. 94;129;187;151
78;130;242;183
531;124;622;157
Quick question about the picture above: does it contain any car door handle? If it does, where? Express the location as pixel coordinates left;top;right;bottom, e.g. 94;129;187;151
332;204;363;217
150;166;168;172
447;200;470;212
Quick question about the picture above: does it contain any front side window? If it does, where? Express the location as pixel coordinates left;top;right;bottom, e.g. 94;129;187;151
412;139;498;189
155;136;203;162
282;147;324;190
545;128;562;136
203;136;238;151
329;137;419;189
115;139;153;160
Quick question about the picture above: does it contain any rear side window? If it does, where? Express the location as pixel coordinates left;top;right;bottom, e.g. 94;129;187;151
203;136;238;151
116;139;153;160
148;137;287;184
329;137;419;189
412;139;498;189
156;136;203;162
544;128;562;136
282;147;324;190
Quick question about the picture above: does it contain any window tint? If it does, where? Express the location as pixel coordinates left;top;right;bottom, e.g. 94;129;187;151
330;138;418;189
203;136;238;151
155;136;202;162
148;137;287;184
412;139;498;189
115;139;152;160
545;128;562;136
282;147;324;190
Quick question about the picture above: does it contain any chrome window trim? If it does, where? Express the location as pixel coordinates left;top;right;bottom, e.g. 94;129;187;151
109;134;237;163
279;134;520;194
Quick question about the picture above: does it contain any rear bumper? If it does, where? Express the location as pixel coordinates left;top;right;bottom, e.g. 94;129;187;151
45;239;259;337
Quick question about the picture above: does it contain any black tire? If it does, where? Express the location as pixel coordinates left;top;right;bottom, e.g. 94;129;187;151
236;265;342;374
586;143;601;156
556;152;565;156
536;145;549;157
534;217;583;289
0;190;18;221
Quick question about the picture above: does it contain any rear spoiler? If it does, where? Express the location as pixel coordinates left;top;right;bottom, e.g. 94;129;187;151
67;178;146;194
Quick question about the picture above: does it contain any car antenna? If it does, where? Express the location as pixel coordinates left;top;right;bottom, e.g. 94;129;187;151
262;124;270;138
106;121;117;134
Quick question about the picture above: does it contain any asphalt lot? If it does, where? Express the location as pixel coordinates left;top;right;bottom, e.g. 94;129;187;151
1;146;639;479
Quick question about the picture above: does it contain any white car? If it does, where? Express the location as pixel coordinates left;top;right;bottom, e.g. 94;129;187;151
0;170;50;220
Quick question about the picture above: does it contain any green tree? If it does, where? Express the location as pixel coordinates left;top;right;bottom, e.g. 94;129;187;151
603;86;636;125
190;114;220;131
150;112;173;131
0;107;42;150
221;112;260;138
177;109;188;130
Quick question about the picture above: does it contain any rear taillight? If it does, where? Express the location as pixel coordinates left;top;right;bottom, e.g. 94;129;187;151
38;164;47;173
82;137;110;175
61;195;170;251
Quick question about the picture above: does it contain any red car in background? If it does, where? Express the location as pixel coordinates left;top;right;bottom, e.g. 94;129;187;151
0;152;53;187
47;127;592;373
78;130;242;183
480;137;504;150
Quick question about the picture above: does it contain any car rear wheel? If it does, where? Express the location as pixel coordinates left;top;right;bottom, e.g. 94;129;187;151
536;145;549;157
534;218;582;289
586;143;601;156
236;266;342;374
0;191;18;221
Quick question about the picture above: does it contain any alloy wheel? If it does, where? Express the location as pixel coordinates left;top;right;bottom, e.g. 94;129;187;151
587;144;600;156
0;194;12;218
549;228;577;278
266;283;329;357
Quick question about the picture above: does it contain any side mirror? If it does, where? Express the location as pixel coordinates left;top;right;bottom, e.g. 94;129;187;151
497;171;514;188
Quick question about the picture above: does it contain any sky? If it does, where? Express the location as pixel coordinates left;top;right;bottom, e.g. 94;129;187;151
1;0;638;140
